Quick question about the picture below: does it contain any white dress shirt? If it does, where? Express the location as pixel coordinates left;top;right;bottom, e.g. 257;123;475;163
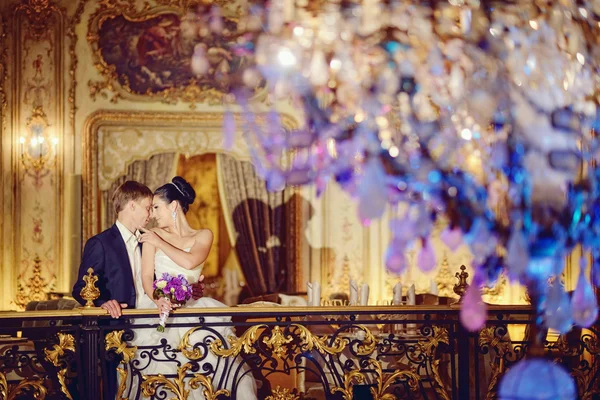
115;220;142;282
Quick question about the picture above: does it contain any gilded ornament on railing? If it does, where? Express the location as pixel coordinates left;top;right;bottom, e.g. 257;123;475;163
209;324;263;357
262;326;294;358
0;372;47;400
105;330;137;363
105;330;138;400
331;359;420;400
178;326;207;360
294;324;349;355
265;386;300;400
417;326;451;400
142;363;229;400
80;267;100;307
454;265;469;300
210;324;352;359
44;333;75;400
14;254;51;310
478;327;510;400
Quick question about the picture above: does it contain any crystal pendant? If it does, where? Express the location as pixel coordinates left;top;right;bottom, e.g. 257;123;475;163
499;358;576;400
386;241;407;275
309;50;329;86
544;283;573;334
460;283;487;332
266;169;286;192
593;258;600;288
357;158;387;224
440;226;463;252
571;268;599;328
506;230;529;279
417;239;436;272
466;219;497;265
390;217;415;243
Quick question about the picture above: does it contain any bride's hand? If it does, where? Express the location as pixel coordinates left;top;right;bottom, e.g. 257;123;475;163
156;297;172;314
139;228;162;247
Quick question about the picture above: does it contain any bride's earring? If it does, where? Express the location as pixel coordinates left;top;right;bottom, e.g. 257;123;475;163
172;210;177;226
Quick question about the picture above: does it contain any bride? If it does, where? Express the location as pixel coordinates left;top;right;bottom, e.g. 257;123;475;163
128;176;257;400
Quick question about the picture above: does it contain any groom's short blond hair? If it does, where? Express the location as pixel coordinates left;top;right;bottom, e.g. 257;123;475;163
112;181;153;214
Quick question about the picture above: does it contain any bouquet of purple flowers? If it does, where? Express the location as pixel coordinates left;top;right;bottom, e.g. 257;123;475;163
153;273;193;332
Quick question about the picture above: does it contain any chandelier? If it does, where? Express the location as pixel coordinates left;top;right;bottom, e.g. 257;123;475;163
187;1;599;389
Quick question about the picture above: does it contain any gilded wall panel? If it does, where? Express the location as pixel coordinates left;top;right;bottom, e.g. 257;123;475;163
5;0;67;310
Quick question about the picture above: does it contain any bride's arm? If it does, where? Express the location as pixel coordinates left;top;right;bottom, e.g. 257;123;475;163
141;242;158;301
141;229;214;271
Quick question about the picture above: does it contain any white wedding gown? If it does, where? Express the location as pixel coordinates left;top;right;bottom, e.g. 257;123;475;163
124;249;258;400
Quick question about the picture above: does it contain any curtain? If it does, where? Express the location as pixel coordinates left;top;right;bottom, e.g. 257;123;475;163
101;153;177;231
217;154;293;298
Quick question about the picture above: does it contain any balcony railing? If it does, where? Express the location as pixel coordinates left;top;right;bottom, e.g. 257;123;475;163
1;303;598;400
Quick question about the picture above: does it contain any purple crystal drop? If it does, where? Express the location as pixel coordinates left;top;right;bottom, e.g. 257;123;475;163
460;283;487;332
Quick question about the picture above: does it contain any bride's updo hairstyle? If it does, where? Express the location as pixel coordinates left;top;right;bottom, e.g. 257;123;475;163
154;176;196;214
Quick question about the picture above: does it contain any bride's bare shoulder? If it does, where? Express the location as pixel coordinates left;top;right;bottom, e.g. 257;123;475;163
193;229;213;243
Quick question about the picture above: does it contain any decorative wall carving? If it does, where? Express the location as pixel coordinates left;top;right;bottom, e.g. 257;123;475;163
14;0;60;41
14;254;54;309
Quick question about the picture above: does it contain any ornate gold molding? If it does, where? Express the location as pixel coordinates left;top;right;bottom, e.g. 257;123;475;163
44;333;75;400
0;372;47;400
142;363;229;400
14;0;60;41
67;0;88;143
105;330;138;400
14;254;50;310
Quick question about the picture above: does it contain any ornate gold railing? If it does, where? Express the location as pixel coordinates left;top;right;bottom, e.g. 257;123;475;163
0;303;598;400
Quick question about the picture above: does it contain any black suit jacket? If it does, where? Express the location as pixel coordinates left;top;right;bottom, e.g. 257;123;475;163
72;224;137;308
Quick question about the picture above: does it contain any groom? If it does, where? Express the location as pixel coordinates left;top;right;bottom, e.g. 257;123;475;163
72;180;205;315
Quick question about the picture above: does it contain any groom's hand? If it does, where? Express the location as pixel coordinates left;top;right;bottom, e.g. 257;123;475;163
101;299;128;318
191;275;205;300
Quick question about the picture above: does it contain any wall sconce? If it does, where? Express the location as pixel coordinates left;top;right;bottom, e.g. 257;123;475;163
19;106;57;179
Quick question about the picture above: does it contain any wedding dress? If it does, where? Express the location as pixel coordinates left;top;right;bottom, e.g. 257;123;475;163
123;248;258;400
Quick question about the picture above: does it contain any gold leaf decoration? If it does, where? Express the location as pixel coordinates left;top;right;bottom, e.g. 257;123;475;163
44;333;75;400
105;330;137;363
178;326;206;360
105;330;138;400
265;386;300;400
417;327;450;400
142;363;227;400
262;326;293;358
331;359;420;400
80;267;100;307
210;324;264;357
14;255;51;310
189;371;230;400
0;372;47;400
293;324;348;355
